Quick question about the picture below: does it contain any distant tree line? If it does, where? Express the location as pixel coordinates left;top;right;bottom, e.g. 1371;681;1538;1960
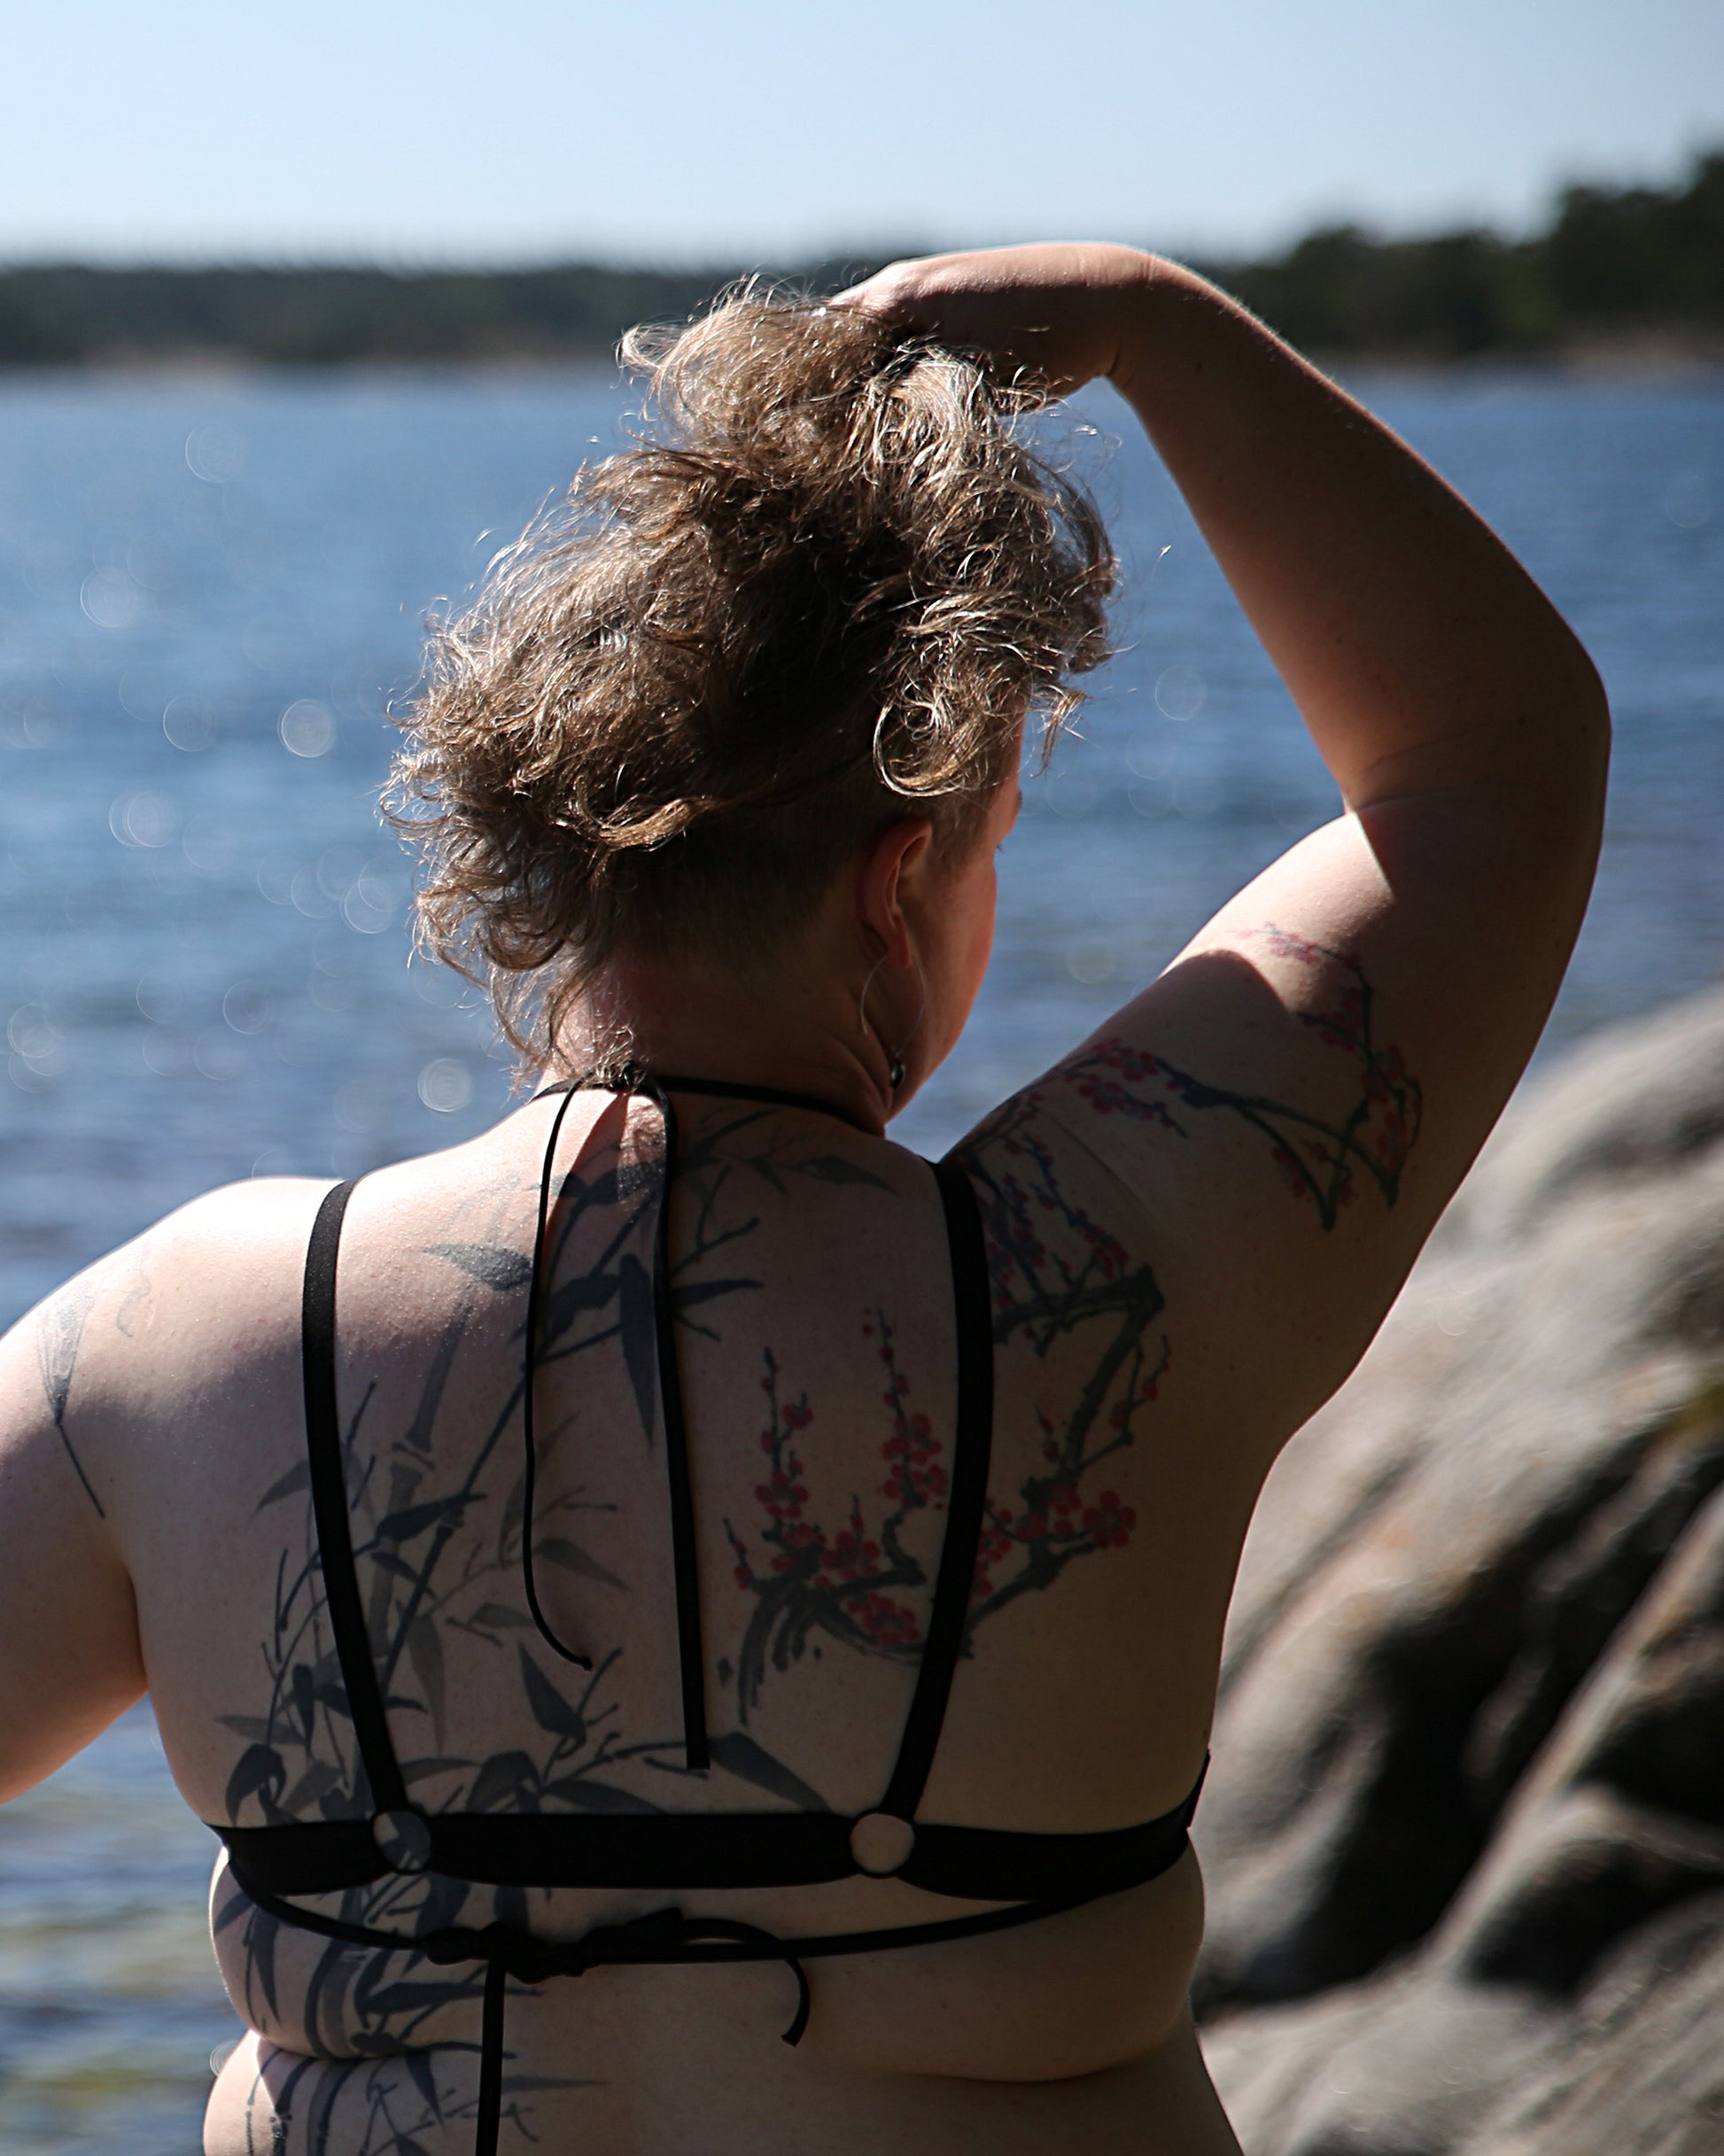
0;261;735;368
2;150;1720;368
1211;149;1724;358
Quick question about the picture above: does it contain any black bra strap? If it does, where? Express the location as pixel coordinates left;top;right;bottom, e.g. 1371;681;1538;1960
301;1179;408;1817
878;1156;994;1822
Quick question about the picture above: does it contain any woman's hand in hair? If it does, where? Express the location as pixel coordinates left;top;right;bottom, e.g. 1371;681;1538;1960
834;243;1160;400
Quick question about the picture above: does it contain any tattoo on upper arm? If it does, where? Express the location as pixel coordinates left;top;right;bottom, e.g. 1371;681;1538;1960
34;1278;105;1518
1060;929;1424;1227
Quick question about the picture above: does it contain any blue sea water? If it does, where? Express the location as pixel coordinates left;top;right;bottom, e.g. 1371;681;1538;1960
0;362;1720;2148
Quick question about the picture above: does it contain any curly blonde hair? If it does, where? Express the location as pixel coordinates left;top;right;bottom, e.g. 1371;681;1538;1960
389;287;1115;1066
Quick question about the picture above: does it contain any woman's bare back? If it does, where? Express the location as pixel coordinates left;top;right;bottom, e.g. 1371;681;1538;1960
12;918;1441;2152
155;1074;1232;2151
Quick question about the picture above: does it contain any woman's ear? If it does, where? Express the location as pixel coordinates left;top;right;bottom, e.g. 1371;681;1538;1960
855;818;934;967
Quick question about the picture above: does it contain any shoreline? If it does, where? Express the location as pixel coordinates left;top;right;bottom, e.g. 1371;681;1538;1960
2;337;1720;385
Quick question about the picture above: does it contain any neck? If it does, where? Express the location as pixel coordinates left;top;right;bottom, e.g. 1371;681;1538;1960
550;953;898;1136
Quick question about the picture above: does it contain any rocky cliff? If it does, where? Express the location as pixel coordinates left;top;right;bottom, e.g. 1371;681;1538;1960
1197;989;1724;2155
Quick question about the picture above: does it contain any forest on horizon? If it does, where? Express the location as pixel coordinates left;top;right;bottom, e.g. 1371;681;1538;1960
2;148;1720;368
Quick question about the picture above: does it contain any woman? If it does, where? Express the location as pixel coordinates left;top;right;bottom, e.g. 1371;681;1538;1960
0;246;1607;2155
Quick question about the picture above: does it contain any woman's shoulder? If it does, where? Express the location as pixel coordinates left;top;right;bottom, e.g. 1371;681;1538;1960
4;1175;329;1377
950;913;1443;1475
0;1176;335;1492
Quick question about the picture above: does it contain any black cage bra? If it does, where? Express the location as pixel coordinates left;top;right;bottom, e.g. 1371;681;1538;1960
211;1074;1207;2156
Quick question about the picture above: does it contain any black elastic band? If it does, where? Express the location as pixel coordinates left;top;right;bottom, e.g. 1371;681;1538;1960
218;1775;1206;1900
541;1069;875;1136
642;1072;876;1136
228;1748;1203;2156
233;1839;1199;2156
301;1180;408;1817
641;1081;711;1770
878;1156;995;1822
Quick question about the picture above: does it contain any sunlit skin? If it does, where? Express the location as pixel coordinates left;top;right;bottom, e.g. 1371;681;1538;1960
0;244;1606;2156
563;779;1023;1134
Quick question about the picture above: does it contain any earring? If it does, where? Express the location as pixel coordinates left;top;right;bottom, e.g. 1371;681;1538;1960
860;953;923;1096
886;962;926;1094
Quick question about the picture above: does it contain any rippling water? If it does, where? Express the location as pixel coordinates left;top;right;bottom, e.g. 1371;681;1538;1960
0;362;1720;2147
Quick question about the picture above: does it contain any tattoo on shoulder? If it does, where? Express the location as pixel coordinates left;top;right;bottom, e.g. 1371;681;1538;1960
1054;927;1424;1226
35;1276;106;1518
711;927;1428;1676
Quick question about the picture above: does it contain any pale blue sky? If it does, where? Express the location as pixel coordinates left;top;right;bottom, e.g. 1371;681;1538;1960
9;0;1722;265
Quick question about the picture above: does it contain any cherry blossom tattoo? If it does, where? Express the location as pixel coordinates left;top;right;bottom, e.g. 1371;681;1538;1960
725;1317;947;1711
725;1105;1167;1702
213;1102;904;2150
724;930;1422;1693
1063;927;1424;1226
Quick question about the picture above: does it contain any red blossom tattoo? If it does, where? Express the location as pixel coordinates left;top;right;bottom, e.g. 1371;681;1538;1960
1062;927;1424;1229
724;1238;1160;1702
726;1323;938;1712
719;945;1419;1718
950;1113;1169;1627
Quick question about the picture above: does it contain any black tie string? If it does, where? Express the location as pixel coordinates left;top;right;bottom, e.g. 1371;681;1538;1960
518;1081;592;1670
635;1077;711;1771
516;1074;711;1759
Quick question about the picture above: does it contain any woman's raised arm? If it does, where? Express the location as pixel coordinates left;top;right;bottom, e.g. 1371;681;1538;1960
844;241;1606;853
844;244;1610;1448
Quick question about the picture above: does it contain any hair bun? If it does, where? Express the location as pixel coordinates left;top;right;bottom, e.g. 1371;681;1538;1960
391;283;1114;1066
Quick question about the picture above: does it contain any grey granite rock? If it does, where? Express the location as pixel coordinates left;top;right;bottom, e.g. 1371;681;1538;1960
1198;989;1724;2152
